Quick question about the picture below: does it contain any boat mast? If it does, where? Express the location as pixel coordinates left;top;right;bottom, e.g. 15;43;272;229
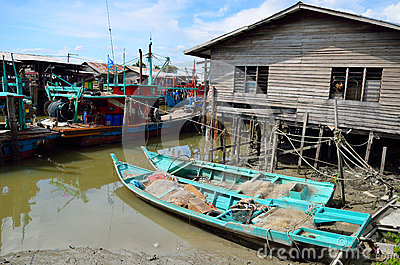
123;49;126;95
147;41;153;85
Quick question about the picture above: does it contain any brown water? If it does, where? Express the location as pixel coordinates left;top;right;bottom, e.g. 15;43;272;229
0;133;263;262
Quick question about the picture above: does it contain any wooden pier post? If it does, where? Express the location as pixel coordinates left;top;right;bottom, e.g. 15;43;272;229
334;99;345;205
221;129;226;164
235;118;242;164
208;86;216;162
6;95;20;161
263;122;269;171
232;117;238;157
380;146;387;175
297;112;308;173
364;131;374;164
269;121;279;173
314;126;324;169
201;60;209;134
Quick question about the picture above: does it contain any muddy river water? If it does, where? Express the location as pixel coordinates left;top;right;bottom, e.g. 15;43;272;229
0;133;267;263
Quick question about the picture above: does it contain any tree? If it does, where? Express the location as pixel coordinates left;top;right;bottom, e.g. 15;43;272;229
162;65;178;73
134;60;146;68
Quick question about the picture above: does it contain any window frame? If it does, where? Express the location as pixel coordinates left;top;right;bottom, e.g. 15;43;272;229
329;67;382;102
234;66;269;95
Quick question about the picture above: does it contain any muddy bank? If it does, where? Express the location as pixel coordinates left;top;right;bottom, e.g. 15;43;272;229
0;247;312;265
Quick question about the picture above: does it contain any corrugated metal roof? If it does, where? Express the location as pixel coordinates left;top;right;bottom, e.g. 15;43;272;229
0;52;80;65
84;62;126;74
185;1;400;58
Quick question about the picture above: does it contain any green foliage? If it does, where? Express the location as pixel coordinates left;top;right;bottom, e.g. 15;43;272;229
162;65;178;73
134;60;146;68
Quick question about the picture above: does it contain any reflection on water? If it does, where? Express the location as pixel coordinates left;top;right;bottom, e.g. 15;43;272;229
0;133;260;262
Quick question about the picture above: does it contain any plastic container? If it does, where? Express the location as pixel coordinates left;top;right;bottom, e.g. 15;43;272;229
105;115;113;126
113;114;121;126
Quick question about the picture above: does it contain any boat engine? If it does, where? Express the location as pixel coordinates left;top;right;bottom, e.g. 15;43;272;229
46;101;76;121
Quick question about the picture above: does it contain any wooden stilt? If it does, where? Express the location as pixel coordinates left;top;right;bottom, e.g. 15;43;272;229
263;122;270;171
314;126;324;169
208;87;216;162
269;122;279;173
334;99;345;205
231;117;237;156
235;118;242;164
6;95;20;161
297;112;308;173
364;131;374;164
380;146;387;175
221;129;226;164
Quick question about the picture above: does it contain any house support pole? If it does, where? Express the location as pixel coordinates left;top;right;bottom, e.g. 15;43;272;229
364;131;374;164
314;126;324;169
380;146;387;175
334;99;345;205
297;112;308;173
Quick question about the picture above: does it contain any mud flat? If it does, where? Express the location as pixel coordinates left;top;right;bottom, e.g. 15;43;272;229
0;247;309;265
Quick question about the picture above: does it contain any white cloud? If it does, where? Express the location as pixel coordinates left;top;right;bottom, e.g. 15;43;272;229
74;45;85;52
383;1;400;23
185;0;289;42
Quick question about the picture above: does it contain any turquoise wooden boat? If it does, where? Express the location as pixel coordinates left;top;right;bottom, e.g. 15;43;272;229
142;147;335;205
111;153;371;251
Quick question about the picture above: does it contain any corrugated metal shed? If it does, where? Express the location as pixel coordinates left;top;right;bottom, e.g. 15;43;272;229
0;52;80;65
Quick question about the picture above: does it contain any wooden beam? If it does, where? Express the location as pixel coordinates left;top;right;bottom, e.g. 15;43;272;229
361;67;367;101
297;112;308;172
334;98;345;205
343;67;349;99
282;143;318;155
364;131;374;164
235;118;242;163
380;146;387;175
314;126;324;169
269;125;278;173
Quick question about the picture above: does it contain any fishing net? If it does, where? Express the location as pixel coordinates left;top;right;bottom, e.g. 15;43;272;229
254;208;316;232
145;179;179;197
237;180;296;199
145;177;213;212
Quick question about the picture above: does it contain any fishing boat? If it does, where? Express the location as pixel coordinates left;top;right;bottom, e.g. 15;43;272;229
142;147;335;205
111;153;370;251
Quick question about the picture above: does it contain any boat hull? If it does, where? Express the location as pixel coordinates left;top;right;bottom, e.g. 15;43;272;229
111;154;371;252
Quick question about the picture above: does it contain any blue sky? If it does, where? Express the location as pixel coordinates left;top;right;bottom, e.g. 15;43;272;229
1;0;400;68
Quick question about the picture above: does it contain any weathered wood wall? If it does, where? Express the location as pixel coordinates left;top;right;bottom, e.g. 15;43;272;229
209;10;400;135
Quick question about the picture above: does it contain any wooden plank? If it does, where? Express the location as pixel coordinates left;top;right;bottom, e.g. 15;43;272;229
364;131;374;164
269;122;279;173
380;146;387;175
314;126;324;169
297;112;308;172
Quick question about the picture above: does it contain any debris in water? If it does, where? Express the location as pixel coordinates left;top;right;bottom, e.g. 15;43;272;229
153;242;159;248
